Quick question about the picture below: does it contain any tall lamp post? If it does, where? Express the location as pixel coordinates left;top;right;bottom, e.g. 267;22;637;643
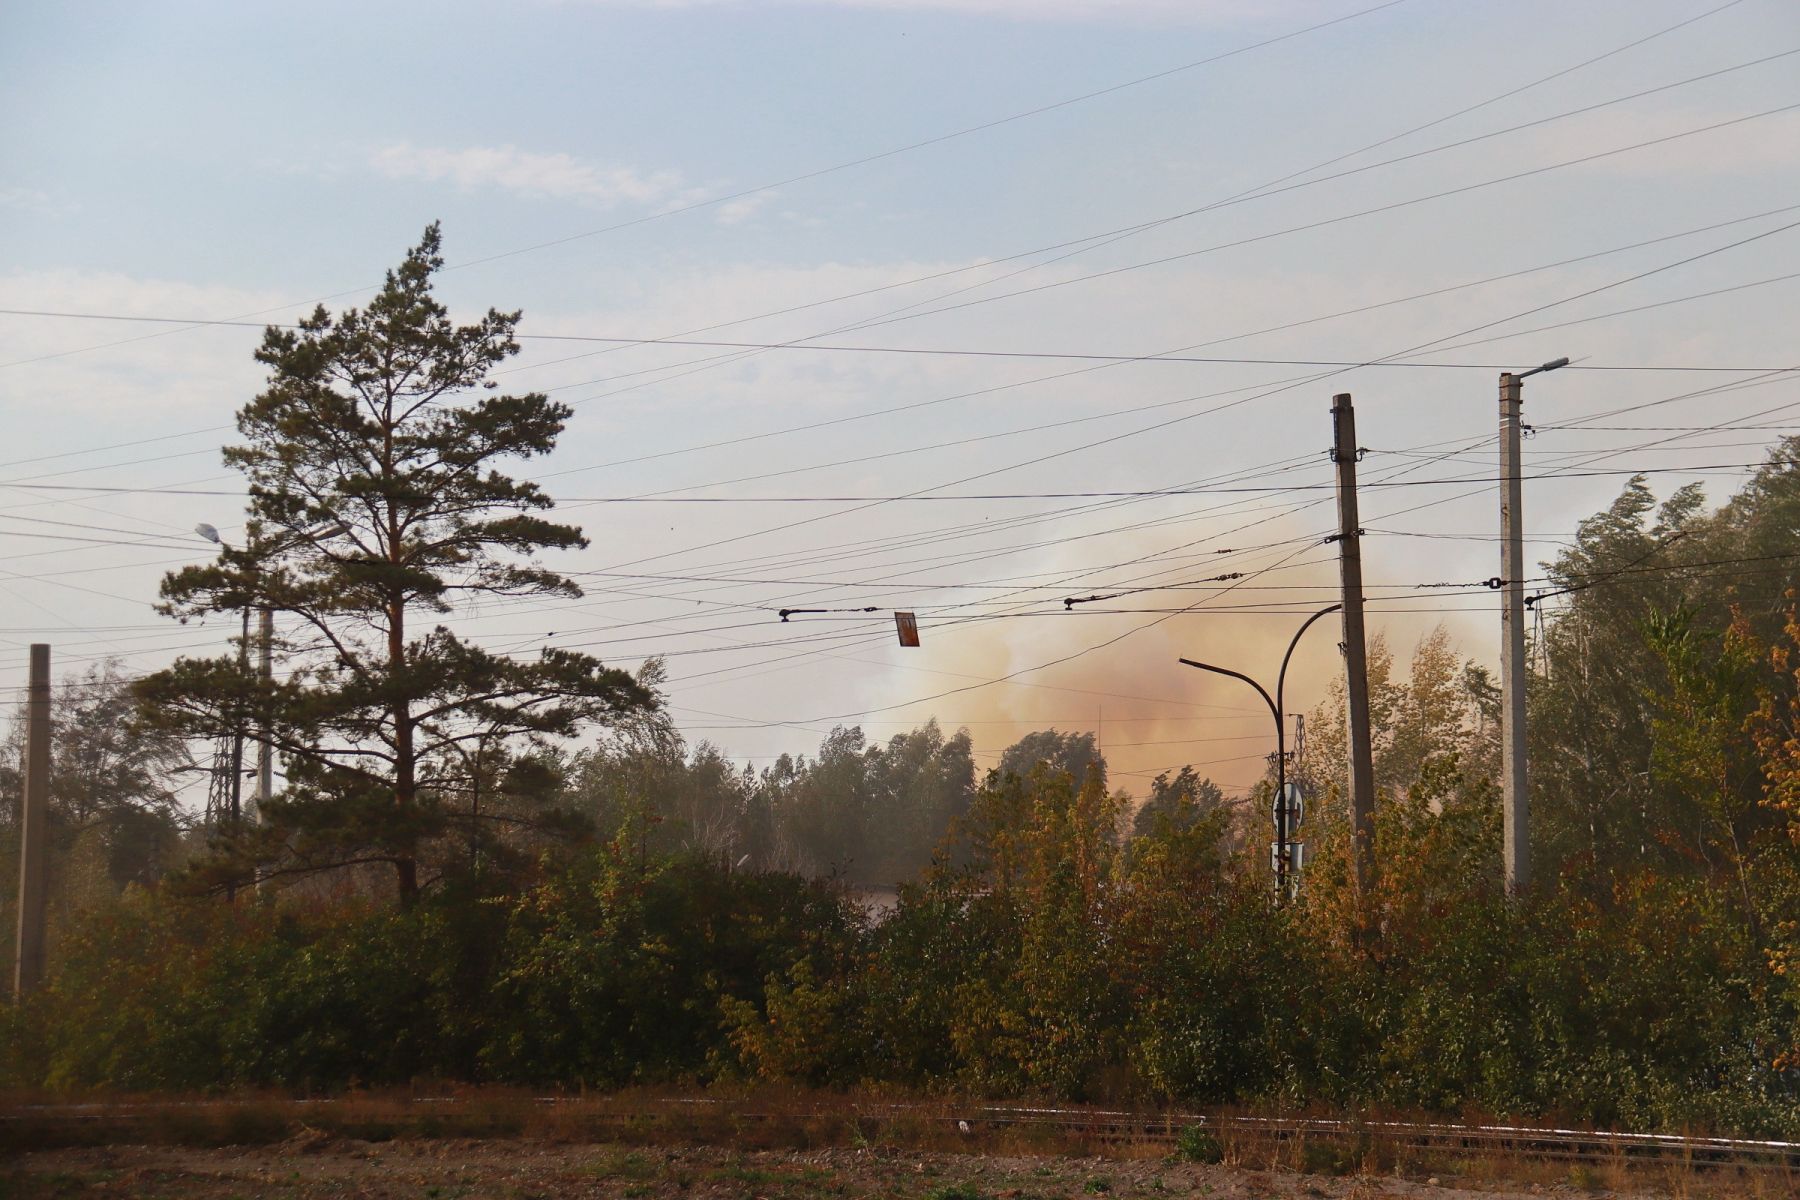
1180;603;1341;899
1497;356;1568;897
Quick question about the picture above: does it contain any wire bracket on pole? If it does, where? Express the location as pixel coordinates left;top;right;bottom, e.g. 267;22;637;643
777;606;877;622
1065;571;1243;608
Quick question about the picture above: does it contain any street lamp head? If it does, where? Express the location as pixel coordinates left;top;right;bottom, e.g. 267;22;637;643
1517;356;1571;380
194;523;222;545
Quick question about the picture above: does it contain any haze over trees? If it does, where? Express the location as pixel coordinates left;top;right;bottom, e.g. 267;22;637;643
7;231;1800;1137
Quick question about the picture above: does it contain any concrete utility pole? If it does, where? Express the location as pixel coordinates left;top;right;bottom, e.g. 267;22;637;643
257;606;273;814
1498;357;1568;897
223;607;248;903
14;644;51;998
1331;394;1377;897
230;607;248;823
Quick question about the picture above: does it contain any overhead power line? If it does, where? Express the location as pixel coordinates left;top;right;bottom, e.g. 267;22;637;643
9;458;1785;504
516;41;1797;395
649;279;1800;708
476;393;1800;702
9;197;1777;504
7;64;1789;489
439;0;1418;274
782;102;1800;345
10;308;1792;374
0;0;1411;374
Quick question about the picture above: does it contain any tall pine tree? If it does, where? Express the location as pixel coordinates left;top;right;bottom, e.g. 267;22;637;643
136;224;657;903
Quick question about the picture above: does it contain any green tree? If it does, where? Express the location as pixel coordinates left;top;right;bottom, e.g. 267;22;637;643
1645;605;1769;920
1130;765;1225;841
1306;625;1496;820
1117;804;1291;1104
135;224;657;904
39;661;190;890
0;661;190;975
778;725;872;876
1529;479;1703;884
998;728;1106;792
682;720;974;883
861;719;975;881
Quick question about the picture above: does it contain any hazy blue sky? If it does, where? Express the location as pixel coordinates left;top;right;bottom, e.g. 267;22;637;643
3;0;1798;794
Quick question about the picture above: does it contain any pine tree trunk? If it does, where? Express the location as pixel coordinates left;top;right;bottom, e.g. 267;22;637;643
388;558;418;906
395;855;418;905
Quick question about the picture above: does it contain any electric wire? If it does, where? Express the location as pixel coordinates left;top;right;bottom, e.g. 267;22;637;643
0;0;1412;373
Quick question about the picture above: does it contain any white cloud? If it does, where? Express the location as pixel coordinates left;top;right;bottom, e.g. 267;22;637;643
367;142;686;209
0;269;290;419
1500;108;1800;180
715;190;777;226
0;186;56;215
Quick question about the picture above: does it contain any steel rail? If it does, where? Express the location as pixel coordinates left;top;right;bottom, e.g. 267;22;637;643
5;1095;1797;1171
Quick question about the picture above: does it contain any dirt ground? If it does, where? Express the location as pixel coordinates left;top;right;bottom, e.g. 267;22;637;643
0;1140;1697;1200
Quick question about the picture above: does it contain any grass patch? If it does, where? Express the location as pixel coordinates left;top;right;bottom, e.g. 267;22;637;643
1298;1138;1360;1176
1171;1126;1221;1165
705;1165;786;1187
586;1148;661;1180
925;1184;983;1200
1567;1163;1601;1192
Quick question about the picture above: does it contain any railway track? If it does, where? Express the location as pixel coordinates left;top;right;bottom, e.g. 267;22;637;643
943;1103;1800;1170
5;1093;1797;1174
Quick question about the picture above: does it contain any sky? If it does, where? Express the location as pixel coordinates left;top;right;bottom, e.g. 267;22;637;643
1;0;1798;800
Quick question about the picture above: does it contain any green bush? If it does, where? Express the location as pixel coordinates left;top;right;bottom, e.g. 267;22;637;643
7;785;1799;1140
1172;1126;1222;1164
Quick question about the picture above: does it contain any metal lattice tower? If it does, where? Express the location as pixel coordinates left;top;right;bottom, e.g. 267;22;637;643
205;732;236;828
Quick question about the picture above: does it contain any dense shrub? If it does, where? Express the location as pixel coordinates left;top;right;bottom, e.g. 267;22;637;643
7;762;1798;1136
5;849;858;1092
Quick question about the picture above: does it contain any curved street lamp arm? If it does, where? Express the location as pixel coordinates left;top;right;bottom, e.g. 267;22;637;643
1177;658;1279;727
1276;603;1343;718
1181;602;1342;903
